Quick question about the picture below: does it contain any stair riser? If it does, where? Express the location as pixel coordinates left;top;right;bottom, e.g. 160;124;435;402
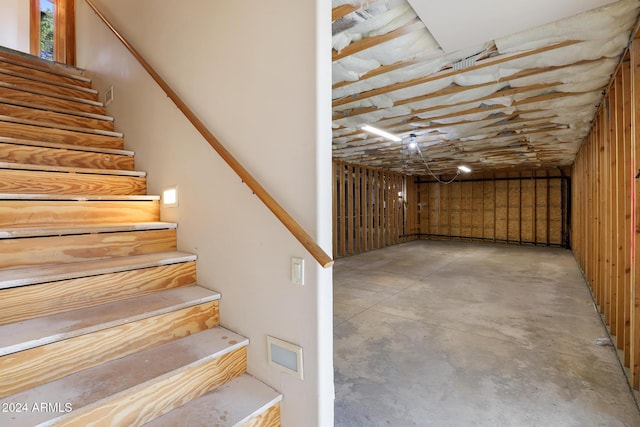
0;59;93;89
55;348;247;427
0;200;159;228
0;121;122;149
0;103;114;131
0;262;197;325
0;143;134;170
0;300;219;397
244;403;281;427
0;169;145;196
0;229;176;270
0;73;98;102
0;49;87;81
0;86;105;115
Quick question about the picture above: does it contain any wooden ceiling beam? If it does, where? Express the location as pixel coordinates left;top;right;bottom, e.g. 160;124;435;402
333;56;598;109
334;121;564;155
333;81;560;120
333;39;581;103
385;110;552;135
332;3;361;21
333;19;424;61
333;57;423;90
407;90;585;123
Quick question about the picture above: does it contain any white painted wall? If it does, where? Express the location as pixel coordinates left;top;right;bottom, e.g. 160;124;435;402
0;0;30;52
75;1;333;425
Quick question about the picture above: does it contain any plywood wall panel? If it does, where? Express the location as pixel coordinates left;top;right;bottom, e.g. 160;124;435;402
483;180;495;240
495;180;508;241
471;181;484;239
415;171;567;246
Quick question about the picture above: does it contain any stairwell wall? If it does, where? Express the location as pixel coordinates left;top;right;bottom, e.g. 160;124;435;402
0;0;29;53
76;1;333;425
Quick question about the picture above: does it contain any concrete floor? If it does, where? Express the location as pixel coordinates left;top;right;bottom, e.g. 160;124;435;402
334;240;640;427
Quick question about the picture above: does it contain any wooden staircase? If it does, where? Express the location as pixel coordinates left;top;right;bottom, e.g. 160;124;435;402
0;47;281;427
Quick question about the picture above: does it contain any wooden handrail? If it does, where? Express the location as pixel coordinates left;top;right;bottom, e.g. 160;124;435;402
84;0;333;268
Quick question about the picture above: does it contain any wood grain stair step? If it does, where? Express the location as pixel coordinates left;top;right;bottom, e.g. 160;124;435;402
0;167;146;196
0;46;89;82
0;288;218;397
0;80;101;111
146;374;282;427
0;197;159;229
0;250;196;289
0;135;130;155
0;221;176;239
0;115;121;137
0;136;134;171
0;57;92;89
0;285;219;357
0;66;96;95
0;119;122;149
0;161;143;176
0;69;98;101
0;193;158;201
0;327;247;427
0;228;176;271
0;96;112;122
0;260;197;326
0;98;114;131
0;85;105;116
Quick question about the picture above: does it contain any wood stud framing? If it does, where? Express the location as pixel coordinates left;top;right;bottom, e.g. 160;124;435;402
333;161;418;257
333;163;567;257
572;34;640;388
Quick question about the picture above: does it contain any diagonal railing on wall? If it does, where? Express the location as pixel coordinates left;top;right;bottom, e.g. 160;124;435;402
84;0;333;268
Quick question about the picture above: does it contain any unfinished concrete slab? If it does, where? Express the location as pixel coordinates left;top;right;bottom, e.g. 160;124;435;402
334;240;640;426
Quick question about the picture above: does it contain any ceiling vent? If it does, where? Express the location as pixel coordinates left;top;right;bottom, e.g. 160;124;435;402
452;56;477;71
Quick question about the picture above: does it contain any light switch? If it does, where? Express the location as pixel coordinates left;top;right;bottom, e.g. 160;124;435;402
291;257;304;285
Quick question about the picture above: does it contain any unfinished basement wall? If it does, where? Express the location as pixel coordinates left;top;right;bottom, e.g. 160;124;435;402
571;34;639;389
333;161;418;257
415;170;569;247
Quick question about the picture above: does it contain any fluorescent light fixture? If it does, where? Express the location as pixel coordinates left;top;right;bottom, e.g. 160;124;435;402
457;165;472;173
162;185;178;207
362;125;402;142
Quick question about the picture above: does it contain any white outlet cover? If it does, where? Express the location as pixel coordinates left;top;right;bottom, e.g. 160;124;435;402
291;257;304;285
105;86;114;106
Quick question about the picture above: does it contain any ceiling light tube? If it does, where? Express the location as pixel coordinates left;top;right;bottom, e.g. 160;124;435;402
457;165;471;173
362;125;402;142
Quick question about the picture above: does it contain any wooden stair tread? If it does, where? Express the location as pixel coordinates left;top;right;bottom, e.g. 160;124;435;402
0;46;90;82
0;221;177;238
0;115;122;137
0;250;196;289
0;98;114;131
0;161;145;177
0;327;247;427
0;193;159;201
0;68;98;95
146;374;282;427
0;81;102;107
0;97;113;122
0;285;219;356
0;135;133;156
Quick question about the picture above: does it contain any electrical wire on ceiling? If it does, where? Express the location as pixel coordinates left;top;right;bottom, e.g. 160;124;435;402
408;133;460;184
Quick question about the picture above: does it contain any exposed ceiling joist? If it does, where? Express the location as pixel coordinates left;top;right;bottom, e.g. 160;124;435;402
331;0;640;175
